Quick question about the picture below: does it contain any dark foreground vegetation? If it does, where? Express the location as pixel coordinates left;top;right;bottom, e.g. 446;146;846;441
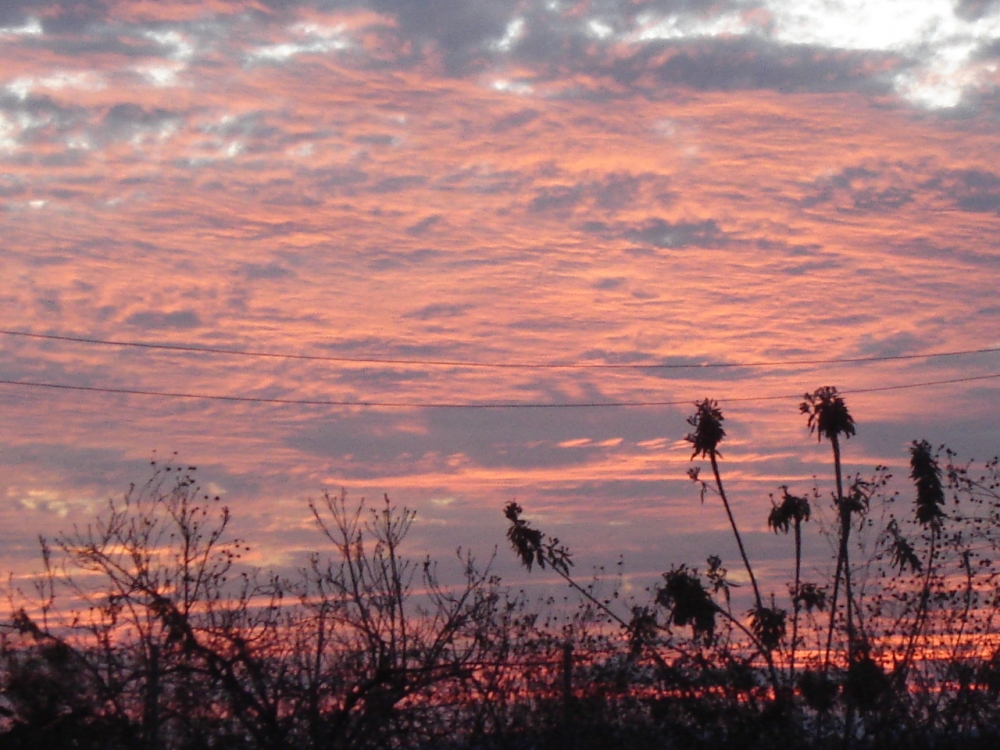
4;388;1000;750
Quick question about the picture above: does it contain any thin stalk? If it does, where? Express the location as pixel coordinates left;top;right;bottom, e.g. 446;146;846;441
829;436;857;750
790;517;802;681
823;435;852;673
708;451;782;691
709;451;763;611
899;530;938;684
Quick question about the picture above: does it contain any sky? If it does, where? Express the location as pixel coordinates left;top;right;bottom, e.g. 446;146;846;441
2;0;1000;607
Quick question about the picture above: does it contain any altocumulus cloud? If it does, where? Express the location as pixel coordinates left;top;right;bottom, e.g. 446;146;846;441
2;0;1000;600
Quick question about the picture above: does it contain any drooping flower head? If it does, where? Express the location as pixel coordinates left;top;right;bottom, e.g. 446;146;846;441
657;565;717;642
910;439;945;529
768;486;811;534
685;399;725;459
800;386;855;443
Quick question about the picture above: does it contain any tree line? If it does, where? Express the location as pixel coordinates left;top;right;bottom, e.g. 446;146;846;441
3;387;1000;749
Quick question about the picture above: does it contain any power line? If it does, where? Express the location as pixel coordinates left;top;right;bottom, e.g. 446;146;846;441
3;328;999;371
1;372;998;409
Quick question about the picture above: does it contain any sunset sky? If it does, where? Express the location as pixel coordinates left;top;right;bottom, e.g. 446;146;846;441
2;0;1000;603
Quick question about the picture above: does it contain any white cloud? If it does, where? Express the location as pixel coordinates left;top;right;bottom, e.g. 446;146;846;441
762;0;1000;107
629;11;751;42
246;22;351;64
133;63;185;88
143;29;196;61
767;0;956;52
5;79;31;101
5;71;106;100
67;134;92;151
492;17;526;52
0;109;56;153
618;1;1000;108
492;78;534;95
586;19;615;41
893;46;994;109
0;114;20;153
0;17;42;37
16;488;91;517
207;481;227;496
128;28;197;87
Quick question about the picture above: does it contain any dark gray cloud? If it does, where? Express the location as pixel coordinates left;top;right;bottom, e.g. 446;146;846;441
0;1;110;28
314;333;469;360
405;214;443;236
801;164;916;213
369;0;514;72
848;331;929;359
491;108;540;132
615;39;897;95
584;216;729;249
957;0;1000;21
241;261;293;280
528;172;672;218
798;162;1000;228
625;217;727;248
934;169;1000;213
592;277;626;291
528;184;585;215
27;31;164;58
364;247;444;271
403;302;470;320
0;175;26;197
370;175;427;193
261;191;323;207
573;349;760;384
125;309;202;330
0;0;320;30
315;167;370;192
354;132;396;146
100;103;180;141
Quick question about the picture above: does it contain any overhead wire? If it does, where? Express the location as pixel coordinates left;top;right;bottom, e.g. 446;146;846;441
1;372;999;409
3;328;1000;370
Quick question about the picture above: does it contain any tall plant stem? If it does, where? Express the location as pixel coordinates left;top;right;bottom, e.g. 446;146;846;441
824;435;857;750
790;518;802;681
709;451;763;612
832;435;844;513
822;548;843;673
708;451;783;691
899;530;938;683
823;435;854;674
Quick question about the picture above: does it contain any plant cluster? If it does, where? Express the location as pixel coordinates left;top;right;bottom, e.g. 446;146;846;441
4;391;1000;750
505;389;1000;749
